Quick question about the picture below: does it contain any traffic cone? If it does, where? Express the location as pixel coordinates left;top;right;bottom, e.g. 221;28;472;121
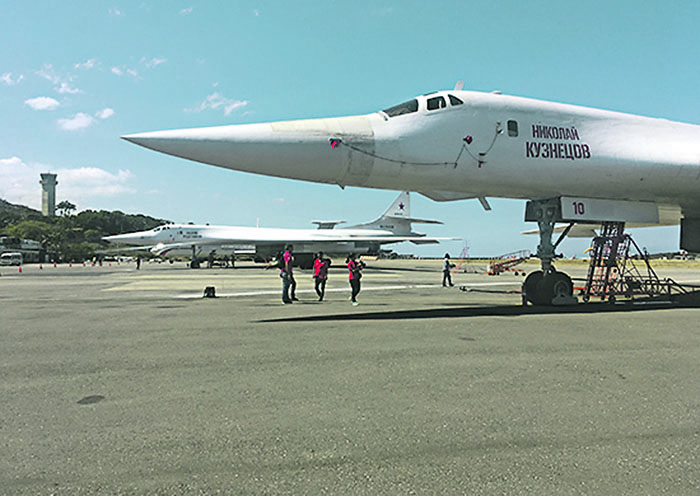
18;266;22;273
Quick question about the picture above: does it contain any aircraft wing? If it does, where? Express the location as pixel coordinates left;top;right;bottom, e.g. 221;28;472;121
383;214;443;225
311;220;346;229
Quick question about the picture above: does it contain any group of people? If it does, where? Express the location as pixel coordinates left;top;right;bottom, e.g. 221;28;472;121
275;247;455;305
277;245;364;305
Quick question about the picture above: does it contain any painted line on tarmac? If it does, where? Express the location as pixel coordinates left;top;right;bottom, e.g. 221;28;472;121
175;281;520;299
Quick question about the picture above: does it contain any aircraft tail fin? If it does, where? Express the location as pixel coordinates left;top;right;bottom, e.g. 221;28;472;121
381;190;411;219
347;191;442;235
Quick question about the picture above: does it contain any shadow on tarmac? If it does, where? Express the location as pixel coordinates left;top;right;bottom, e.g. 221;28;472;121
260;298;700;323
360;265;438;273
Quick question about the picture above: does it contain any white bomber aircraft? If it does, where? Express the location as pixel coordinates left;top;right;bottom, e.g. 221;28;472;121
103;191;453;267
123;83;700;304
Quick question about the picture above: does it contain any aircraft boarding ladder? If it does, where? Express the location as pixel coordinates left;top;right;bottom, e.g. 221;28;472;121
581;222;689;302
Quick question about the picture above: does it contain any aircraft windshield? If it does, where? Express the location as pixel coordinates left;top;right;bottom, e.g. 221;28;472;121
382;99;418;118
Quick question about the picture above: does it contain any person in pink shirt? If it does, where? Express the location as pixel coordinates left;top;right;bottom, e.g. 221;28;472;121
281;244;298;304
313;252;331;301
346;253;364;305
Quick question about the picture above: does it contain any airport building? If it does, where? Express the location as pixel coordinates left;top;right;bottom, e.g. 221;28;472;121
0;236;43;263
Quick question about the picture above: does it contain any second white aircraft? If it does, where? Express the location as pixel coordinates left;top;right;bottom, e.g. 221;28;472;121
104;191;453;267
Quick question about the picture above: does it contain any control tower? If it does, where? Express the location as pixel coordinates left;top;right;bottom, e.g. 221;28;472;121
40;173;58;216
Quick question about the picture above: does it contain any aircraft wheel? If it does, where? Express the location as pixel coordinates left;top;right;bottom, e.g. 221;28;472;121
523;270;574;306
523;270;545;305
546;272;574;304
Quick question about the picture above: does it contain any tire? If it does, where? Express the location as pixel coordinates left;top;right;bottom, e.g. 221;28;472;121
524;270;573;306
523;270;544;305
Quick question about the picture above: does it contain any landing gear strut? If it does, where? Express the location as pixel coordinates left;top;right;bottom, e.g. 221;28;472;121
522;199;578;306
190;245;200;269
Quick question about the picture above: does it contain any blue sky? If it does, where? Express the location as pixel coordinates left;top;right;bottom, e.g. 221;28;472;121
1;1;699;257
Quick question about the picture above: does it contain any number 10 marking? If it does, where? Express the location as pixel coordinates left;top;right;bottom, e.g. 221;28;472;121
572;201;585;215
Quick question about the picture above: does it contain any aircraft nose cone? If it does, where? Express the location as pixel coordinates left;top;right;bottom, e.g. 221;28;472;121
103;233;144;243
122;123;317;174
122;115;376;185
122;127;222;160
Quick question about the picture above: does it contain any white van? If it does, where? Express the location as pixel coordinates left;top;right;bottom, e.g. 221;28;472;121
0;252;23;266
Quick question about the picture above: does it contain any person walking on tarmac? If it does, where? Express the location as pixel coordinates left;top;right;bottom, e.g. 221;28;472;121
442;253;455;287
346;253;364;305
281;244;298;304
313;251;331;301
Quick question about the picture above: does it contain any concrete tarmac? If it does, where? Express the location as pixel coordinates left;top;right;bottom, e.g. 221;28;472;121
1;259;699;494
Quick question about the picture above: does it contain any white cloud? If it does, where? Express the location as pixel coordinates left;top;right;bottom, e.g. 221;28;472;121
58;113;96;131
0;156;135;210
60;167;134;197
187;92;249;116
74;58;99;70
55;82;81;94
109;8;123;16
36;64;81;94
25;97;61;111
180;7;193;15
0;157;43;209
1;72;24;85
253;9;261;16
0;156;23;167
111;66;140;79
141;56;167;68
36;64;61;85
96;108;115;119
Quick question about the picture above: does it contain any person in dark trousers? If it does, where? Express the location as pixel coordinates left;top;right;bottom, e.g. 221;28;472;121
207;250;216;269
136;256;141;270
346;253;364;305
313;252;331;301
442;253;455;287
281;244;298;304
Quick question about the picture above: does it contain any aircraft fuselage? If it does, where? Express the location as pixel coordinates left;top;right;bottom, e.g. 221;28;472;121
124;90;700;214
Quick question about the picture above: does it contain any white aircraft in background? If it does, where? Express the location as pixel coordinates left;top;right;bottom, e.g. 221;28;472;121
103;191;453;268
123;82;700;304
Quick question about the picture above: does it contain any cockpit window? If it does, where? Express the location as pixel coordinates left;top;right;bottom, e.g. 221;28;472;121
427;96;446;111
382;99;419;117
448;94;463;106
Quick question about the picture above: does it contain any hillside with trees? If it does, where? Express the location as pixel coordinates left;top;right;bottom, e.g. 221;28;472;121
0;199;170;262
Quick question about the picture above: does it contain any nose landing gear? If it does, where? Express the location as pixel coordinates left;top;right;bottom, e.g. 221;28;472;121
523;199;578;306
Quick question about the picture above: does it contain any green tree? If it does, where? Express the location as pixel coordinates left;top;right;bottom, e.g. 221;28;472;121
3;220;55;247
56;200;76;217
1;202;170;262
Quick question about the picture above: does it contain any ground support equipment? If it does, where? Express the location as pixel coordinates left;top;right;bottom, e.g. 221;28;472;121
581;221;691;303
